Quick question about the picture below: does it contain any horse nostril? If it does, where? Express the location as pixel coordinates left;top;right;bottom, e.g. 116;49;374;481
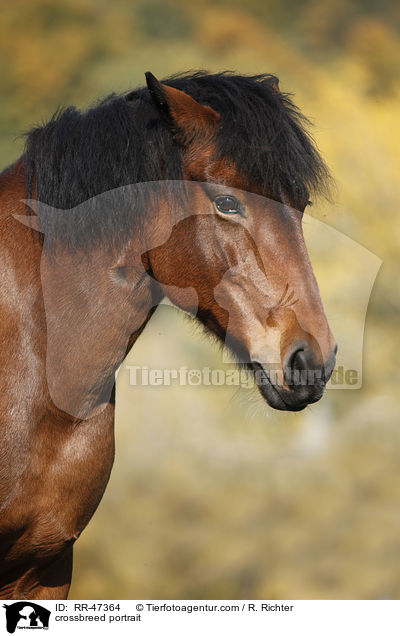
290;349;307;372
283;346;316;388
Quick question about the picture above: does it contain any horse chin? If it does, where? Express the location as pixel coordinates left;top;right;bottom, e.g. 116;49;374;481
257;382;314;412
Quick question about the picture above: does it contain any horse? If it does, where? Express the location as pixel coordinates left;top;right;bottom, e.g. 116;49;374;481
0;71;336;599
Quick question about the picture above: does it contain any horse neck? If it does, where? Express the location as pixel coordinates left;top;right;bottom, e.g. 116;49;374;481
41;237;159;419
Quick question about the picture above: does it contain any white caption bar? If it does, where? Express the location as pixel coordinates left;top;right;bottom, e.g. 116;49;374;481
2;600;399;635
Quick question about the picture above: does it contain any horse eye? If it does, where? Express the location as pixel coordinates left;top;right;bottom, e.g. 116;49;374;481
214;195;241;215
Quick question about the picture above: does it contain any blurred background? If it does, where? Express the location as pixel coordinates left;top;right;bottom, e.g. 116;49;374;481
1;0;399;599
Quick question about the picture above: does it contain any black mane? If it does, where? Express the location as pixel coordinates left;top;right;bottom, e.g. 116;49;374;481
24;71;331;249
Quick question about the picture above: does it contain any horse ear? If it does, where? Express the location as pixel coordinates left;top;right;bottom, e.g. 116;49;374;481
145;71;220;141
266;75;280;95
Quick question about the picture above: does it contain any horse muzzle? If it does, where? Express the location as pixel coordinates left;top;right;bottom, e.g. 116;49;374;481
251;343;337;411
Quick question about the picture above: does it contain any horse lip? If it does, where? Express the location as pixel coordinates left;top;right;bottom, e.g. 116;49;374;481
250;361;291;410
250;361;322;412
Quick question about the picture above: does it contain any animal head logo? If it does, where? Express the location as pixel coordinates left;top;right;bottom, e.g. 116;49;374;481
3;602;50;633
